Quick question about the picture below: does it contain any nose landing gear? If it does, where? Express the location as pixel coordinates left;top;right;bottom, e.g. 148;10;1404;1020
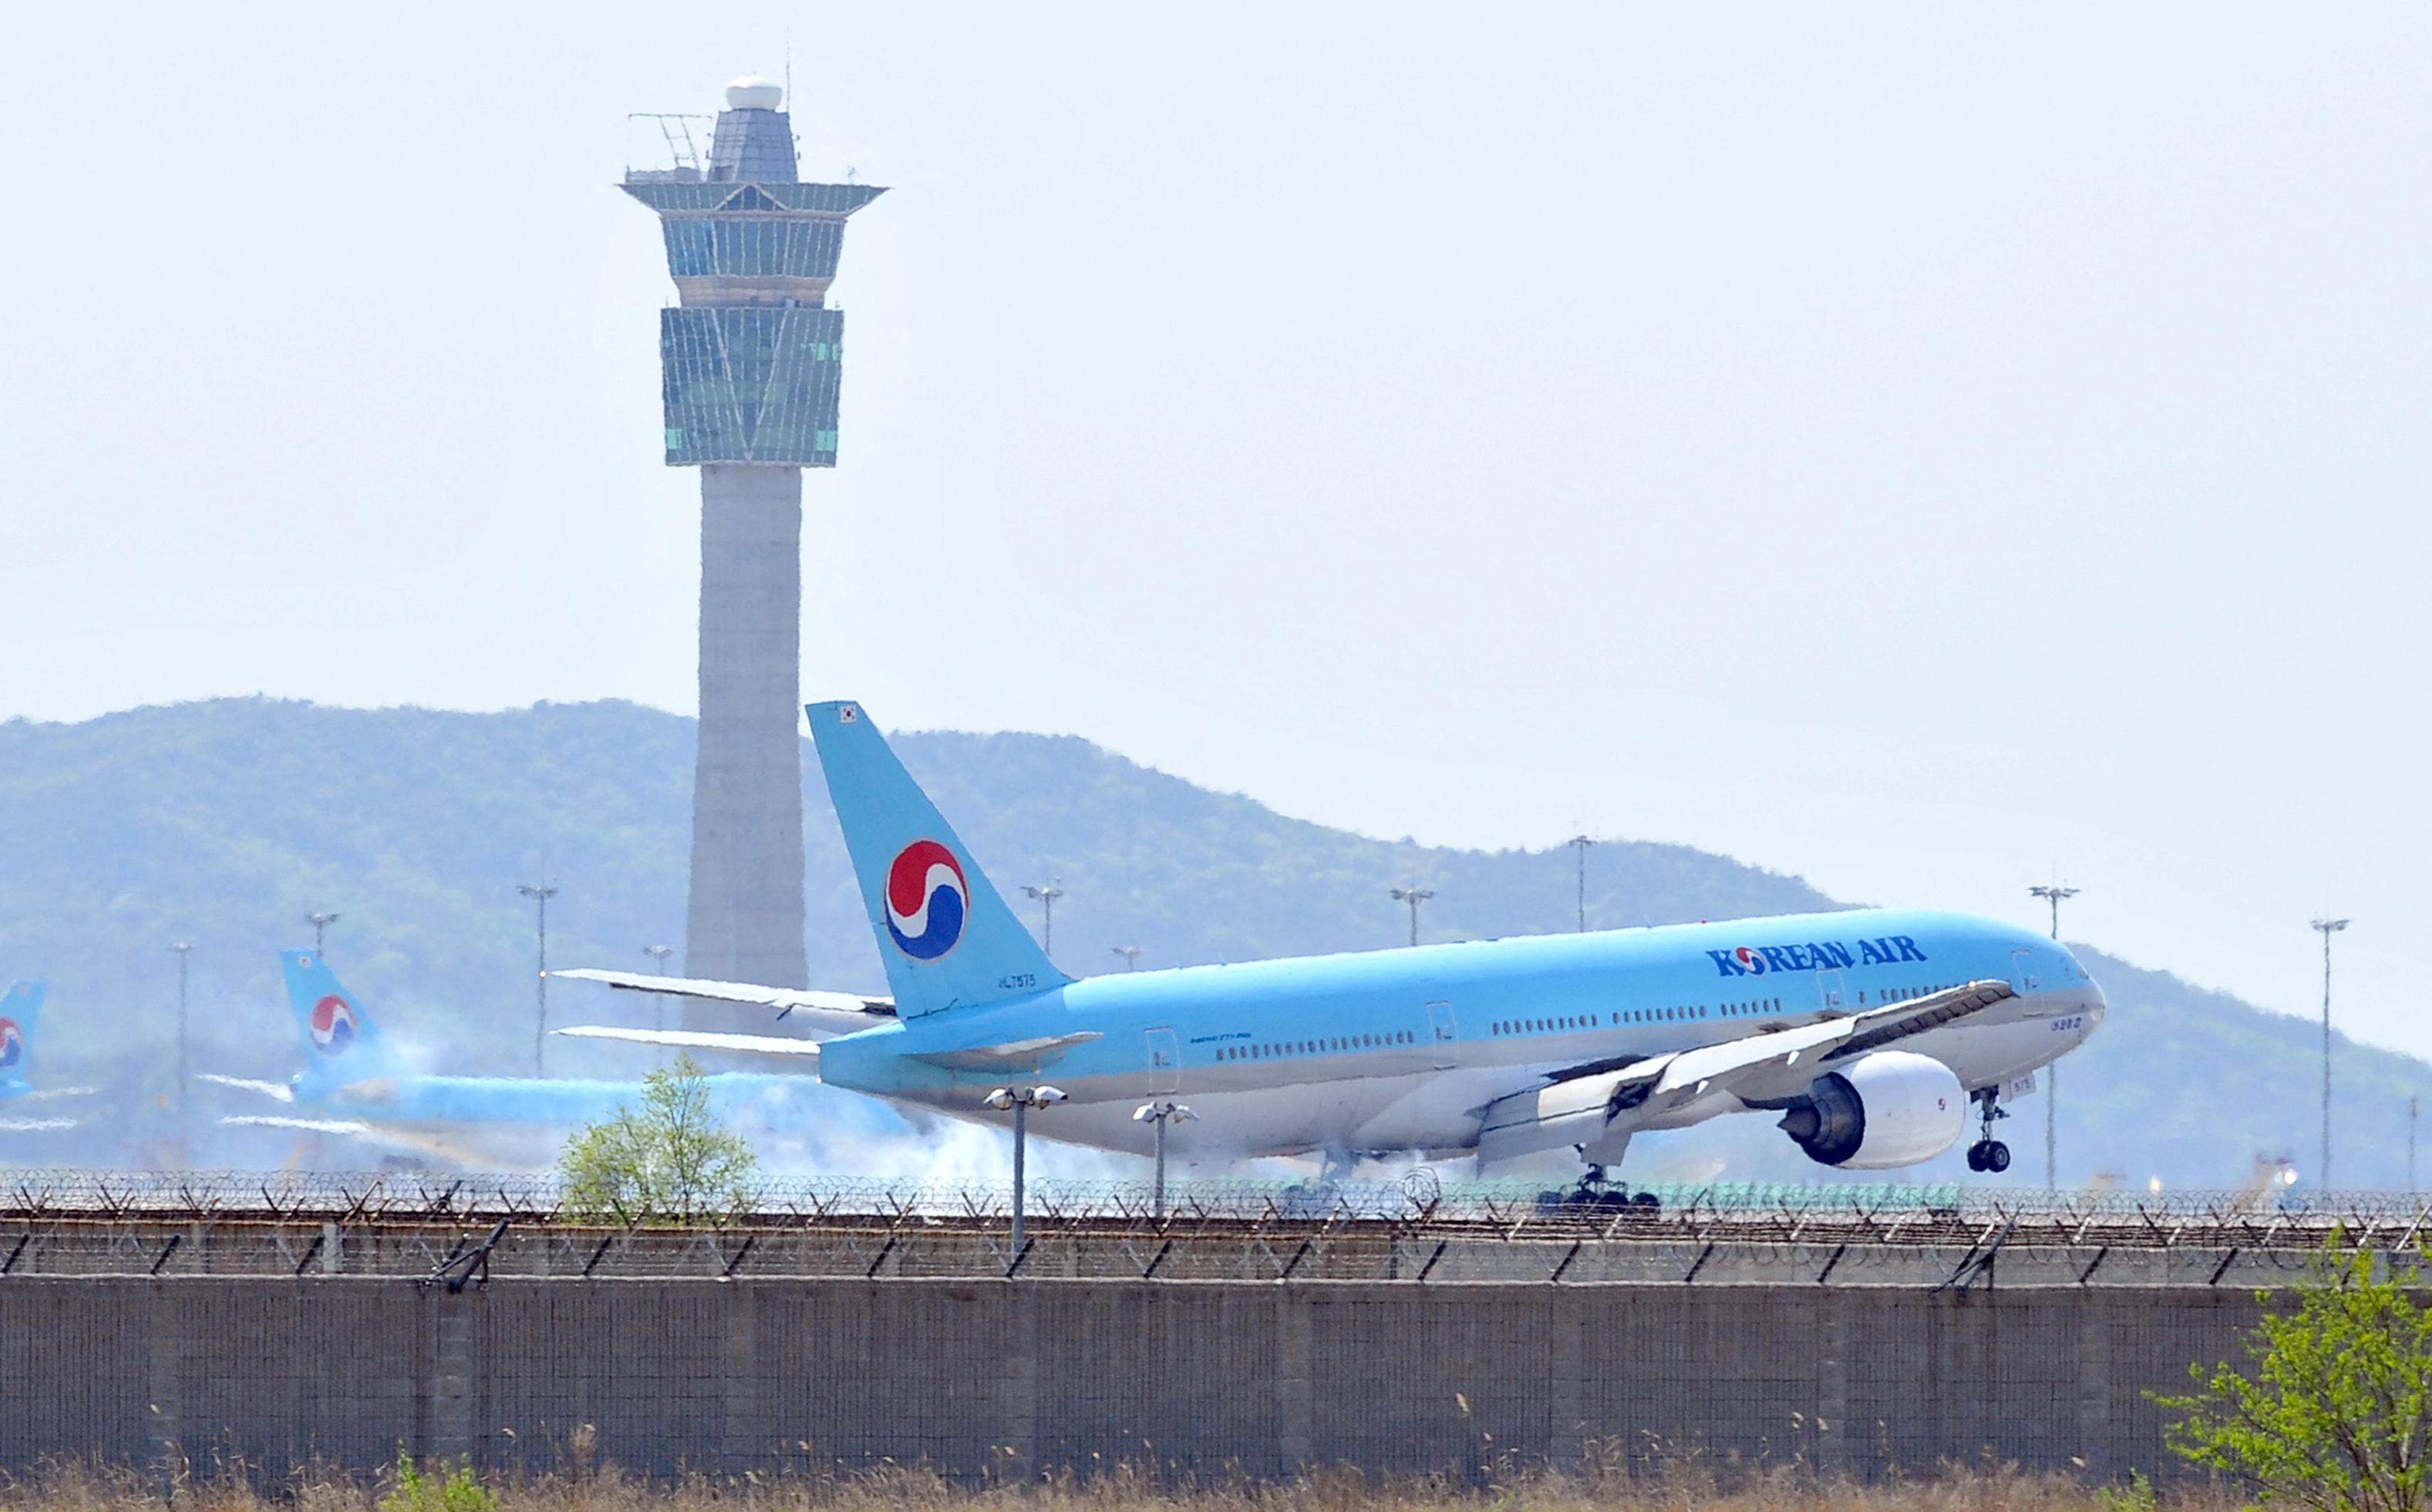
1964;1086;2011;1174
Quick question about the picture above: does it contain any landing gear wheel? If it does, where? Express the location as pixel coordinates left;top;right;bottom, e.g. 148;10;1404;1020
1965;1141;1989;1173
1984;1140;2011;1174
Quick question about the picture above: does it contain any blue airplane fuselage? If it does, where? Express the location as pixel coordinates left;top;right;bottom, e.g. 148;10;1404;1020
816;908;2104;1160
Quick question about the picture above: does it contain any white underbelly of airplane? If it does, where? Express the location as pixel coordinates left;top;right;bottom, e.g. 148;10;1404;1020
886;1067;1492;1163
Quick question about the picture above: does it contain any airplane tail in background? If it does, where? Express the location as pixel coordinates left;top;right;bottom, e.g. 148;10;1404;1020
0;980;45;1096
279;951;403;1084
807;700;1073;1018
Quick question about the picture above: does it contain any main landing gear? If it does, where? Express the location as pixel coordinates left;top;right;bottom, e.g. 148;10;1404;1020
1535;1164;1662;1216
1964;1086;2011;1174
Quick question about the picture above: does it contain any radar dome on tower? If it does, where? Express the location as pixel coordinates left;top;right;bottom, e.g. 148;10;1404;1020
726;76;784;111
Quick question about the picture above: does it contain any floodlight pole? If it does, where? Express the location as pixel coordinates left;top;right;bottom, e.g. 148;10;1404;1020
1568;835;1592;932
1390;887;1435;948
167;941;194;1169
1012;1098;1028;1250
1022;880;1065;960
2028;884;2080;1190
2315;918;2350;1189
644;944;675;1064
305;911;341;956
520;884;559;1076
985;1085;1066;1257
1112;945;1144;972
1133;1101;1198;1219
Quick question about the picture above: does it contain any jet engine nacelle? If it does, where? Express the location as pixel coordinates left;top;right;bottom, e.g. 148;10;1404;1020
1778;1050;1965;1170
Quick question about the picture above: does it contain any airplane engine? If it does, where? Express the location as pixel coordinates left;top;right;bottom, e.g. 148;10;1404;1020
1777;1050;1965;1170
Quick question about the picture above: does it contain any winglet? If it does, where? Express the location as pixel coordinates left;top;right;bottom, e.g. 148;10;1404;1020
807;700;1072;1017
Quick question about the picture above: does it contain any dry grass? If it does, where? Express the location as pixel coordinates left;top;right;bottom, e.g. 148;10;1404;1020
0;1458;2242;1512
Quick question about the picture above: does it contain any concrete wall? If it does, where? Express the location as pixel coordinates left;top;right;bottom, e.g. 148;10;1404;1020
0;1278;2255;1485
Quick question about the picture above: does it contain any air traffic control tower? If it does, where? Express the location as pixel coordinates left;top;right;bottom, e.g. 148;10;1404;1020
624;77;885;990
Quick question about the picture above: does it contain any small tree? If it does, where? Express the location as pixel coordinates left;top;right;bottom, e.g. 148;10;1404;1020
2164;1237;2432;1512
558;1054;758;1224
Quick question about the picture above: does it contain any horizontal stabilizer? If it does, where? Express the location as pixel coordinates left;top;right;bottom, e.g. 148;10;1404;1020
554;1025;823;1060
226;1114;375;1135
905;1031;1103;1073
549;968;891;1033
200;1073;295;1102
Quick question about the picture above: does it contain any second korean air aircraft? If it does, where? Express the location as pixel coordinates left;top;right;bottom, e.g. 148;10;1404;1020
207;951;908;1164
563;701;2107;1177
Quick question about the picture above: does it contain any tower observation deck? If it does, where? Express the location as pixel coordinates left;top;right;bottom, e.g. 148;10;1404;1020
624;77;886;991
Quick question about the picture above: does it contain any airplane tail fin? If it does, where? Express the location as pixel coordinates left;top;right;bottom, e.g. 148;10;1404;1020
0;980;44;1096
279;951;400;1083
807;701;1072;1017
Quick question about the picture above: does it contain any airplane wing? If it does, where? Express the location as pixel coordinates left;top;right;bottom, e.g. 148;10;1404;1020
1649;978;2016;1108
221;1114;507;1167
1478;979;2016;1165
548;969;892;1035
904;1032;1104;1073
554;1025;823;1060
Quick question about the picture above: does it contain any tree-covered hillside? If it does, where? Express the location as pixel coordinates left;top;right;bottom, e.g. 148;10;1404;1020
0;699;2419;1188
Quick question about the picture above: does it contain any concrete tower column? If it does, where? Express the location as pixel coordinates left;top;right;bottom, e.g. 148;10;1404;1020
688;464;807;988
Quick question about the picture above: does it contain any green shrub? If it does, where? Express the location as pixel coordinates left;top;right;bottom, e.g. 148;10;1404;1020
379;1451;497;1512
557;1053;759;1225
2162;1235;2432;1512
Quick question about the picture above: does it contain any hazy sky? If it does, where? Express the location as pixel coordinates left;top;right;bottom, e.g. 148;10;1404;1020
5;6;2427;1057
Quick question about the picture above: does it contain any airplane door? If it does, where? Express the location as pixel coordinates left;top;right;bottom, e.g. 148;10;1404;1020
2011;950;2040;995
1426;1001;1458;1069
1144;1026;1181;1093
1816;968;1848;1015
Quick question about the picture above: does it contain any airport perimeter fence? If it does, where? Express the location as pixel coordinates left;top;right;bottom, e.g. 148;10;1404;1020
2;1166;2416;1485
0;1165;2420;1287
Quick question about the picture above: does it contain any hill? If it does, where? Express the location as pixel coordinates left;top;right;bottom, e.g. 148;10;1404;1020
0;698;2420;1188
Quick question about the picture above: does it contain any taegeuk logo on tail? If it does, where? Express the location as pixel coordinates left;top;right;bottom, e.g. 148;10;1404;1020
885;839;969;961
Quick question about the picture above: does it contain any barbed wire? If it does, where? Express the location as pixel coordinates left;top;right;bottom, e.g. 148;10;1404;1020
0;1167;2419;1230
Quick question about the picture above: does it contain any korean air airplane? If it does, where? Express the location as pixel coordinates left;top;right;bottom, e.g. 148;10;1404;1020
205;951;908;1164
0;979;95;1132
562;701;2107;1180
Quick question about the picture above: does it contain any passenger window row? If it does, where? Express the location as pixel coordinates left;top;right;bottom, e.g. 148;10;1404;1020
1866;985;1953;1005
1487;998;1784;1038
1217;1030;1415;1062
